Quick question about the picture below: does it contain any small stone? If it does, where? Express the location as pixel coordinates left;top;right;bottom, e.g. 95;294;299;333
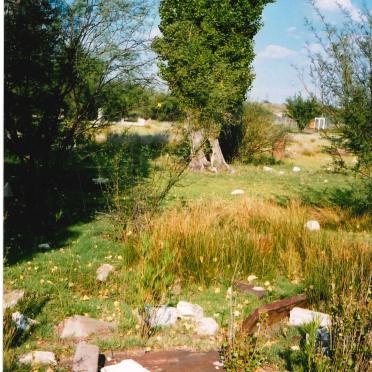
252;286;265;291
278;171;285;176
226;287;233;299
176;301;204;320
58;315;116;339
263;166;273;172
92;178;109;185
38;243;51;250
19;351;56;365
3;289;24;310
305;220;320;231
96;264;113;282
101;359;149;372
292;166;301;172
213;361;224;367
72;342;99;372
146;306;179;328
231;189;244;196
196;317;219;336
289;307;331;327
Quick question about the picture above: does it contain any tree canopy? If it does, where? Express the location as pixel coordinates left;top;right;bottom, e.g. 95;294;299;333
153;0;273;130
285;94;321;131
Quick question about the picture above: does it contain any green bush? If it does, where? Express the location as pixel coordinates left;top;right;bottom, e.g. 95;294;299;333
238;102;289;163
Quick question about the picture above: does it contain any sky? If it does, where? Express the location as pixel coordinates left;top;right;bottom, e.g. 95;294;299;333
249;0;369;103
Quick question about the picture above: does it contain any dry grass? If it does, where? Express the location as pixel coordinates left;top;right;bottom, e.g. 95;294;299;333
127;198;371;303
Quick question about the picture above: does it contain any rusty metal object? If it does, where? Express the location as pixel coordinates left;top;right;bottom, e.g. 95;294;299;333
234;280;267;298
241;294;308;335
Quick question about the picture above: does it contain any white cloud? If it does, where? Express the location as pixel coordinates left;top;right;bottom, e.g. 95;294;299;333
301;43;323;54
257;44;297;60
287;26;301;39
314;0;363;22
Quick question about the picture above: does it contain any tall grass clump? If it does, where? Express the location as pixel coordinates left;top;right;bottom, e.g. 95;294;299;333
126;198;371;302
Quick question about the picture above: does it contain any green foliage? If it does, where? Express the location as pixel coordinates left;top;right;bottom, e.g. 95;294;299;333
287;287;371;372
285;94;321;131
153;0;273;131
308;3;372;177
221;333;266;371
238;102;289;163
4;0;152;257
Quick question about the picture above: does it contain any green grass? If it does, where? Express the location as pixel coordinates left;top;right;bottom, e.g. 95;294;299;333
166;157;352;206
4;132;371;370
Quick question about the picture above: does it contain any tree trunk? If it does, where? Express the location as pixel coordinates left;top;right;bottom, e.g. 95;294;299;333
189;129;210;171
209;137;232;172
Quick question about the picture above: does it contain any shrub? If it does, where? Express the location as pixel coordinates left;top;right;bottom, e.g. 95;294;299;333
238;103;289;163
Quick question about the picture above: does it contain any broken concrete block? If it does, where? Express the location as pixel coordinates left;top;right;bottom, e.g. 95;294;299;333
289;307;331;328
72;342;99;372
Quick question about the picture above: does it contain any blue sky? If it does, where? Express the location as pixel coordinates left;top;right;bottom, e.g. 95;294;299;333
249;0;369;103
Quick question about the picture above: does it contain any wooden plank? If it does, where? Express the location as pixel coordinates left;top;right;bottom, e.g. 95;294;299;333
240;294;308;335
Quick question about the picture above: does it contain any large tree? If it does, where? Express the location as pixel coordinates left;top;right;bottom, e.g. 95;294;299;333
153;0;273;171
285;94;321;131
4;0;152;237
307;2;371;180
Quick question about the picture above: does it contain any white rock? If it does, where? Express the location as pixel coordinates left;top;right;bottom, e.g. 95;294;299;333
226;287;233;299
176;301;204;320
247;275;258;283
196;317;219;336
92;178;109;185
147;306;179;327
101;359;150;372
289;307;331;328
3;289;24;310
278;171;285;176
263;166;273;172
292;166;301;172
231;189;244;196
38;243;51;250
19;351;56;365
305;220;320;231
12;311;37;331
96;264;113;282
252;286;265;291
59;315;116;339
